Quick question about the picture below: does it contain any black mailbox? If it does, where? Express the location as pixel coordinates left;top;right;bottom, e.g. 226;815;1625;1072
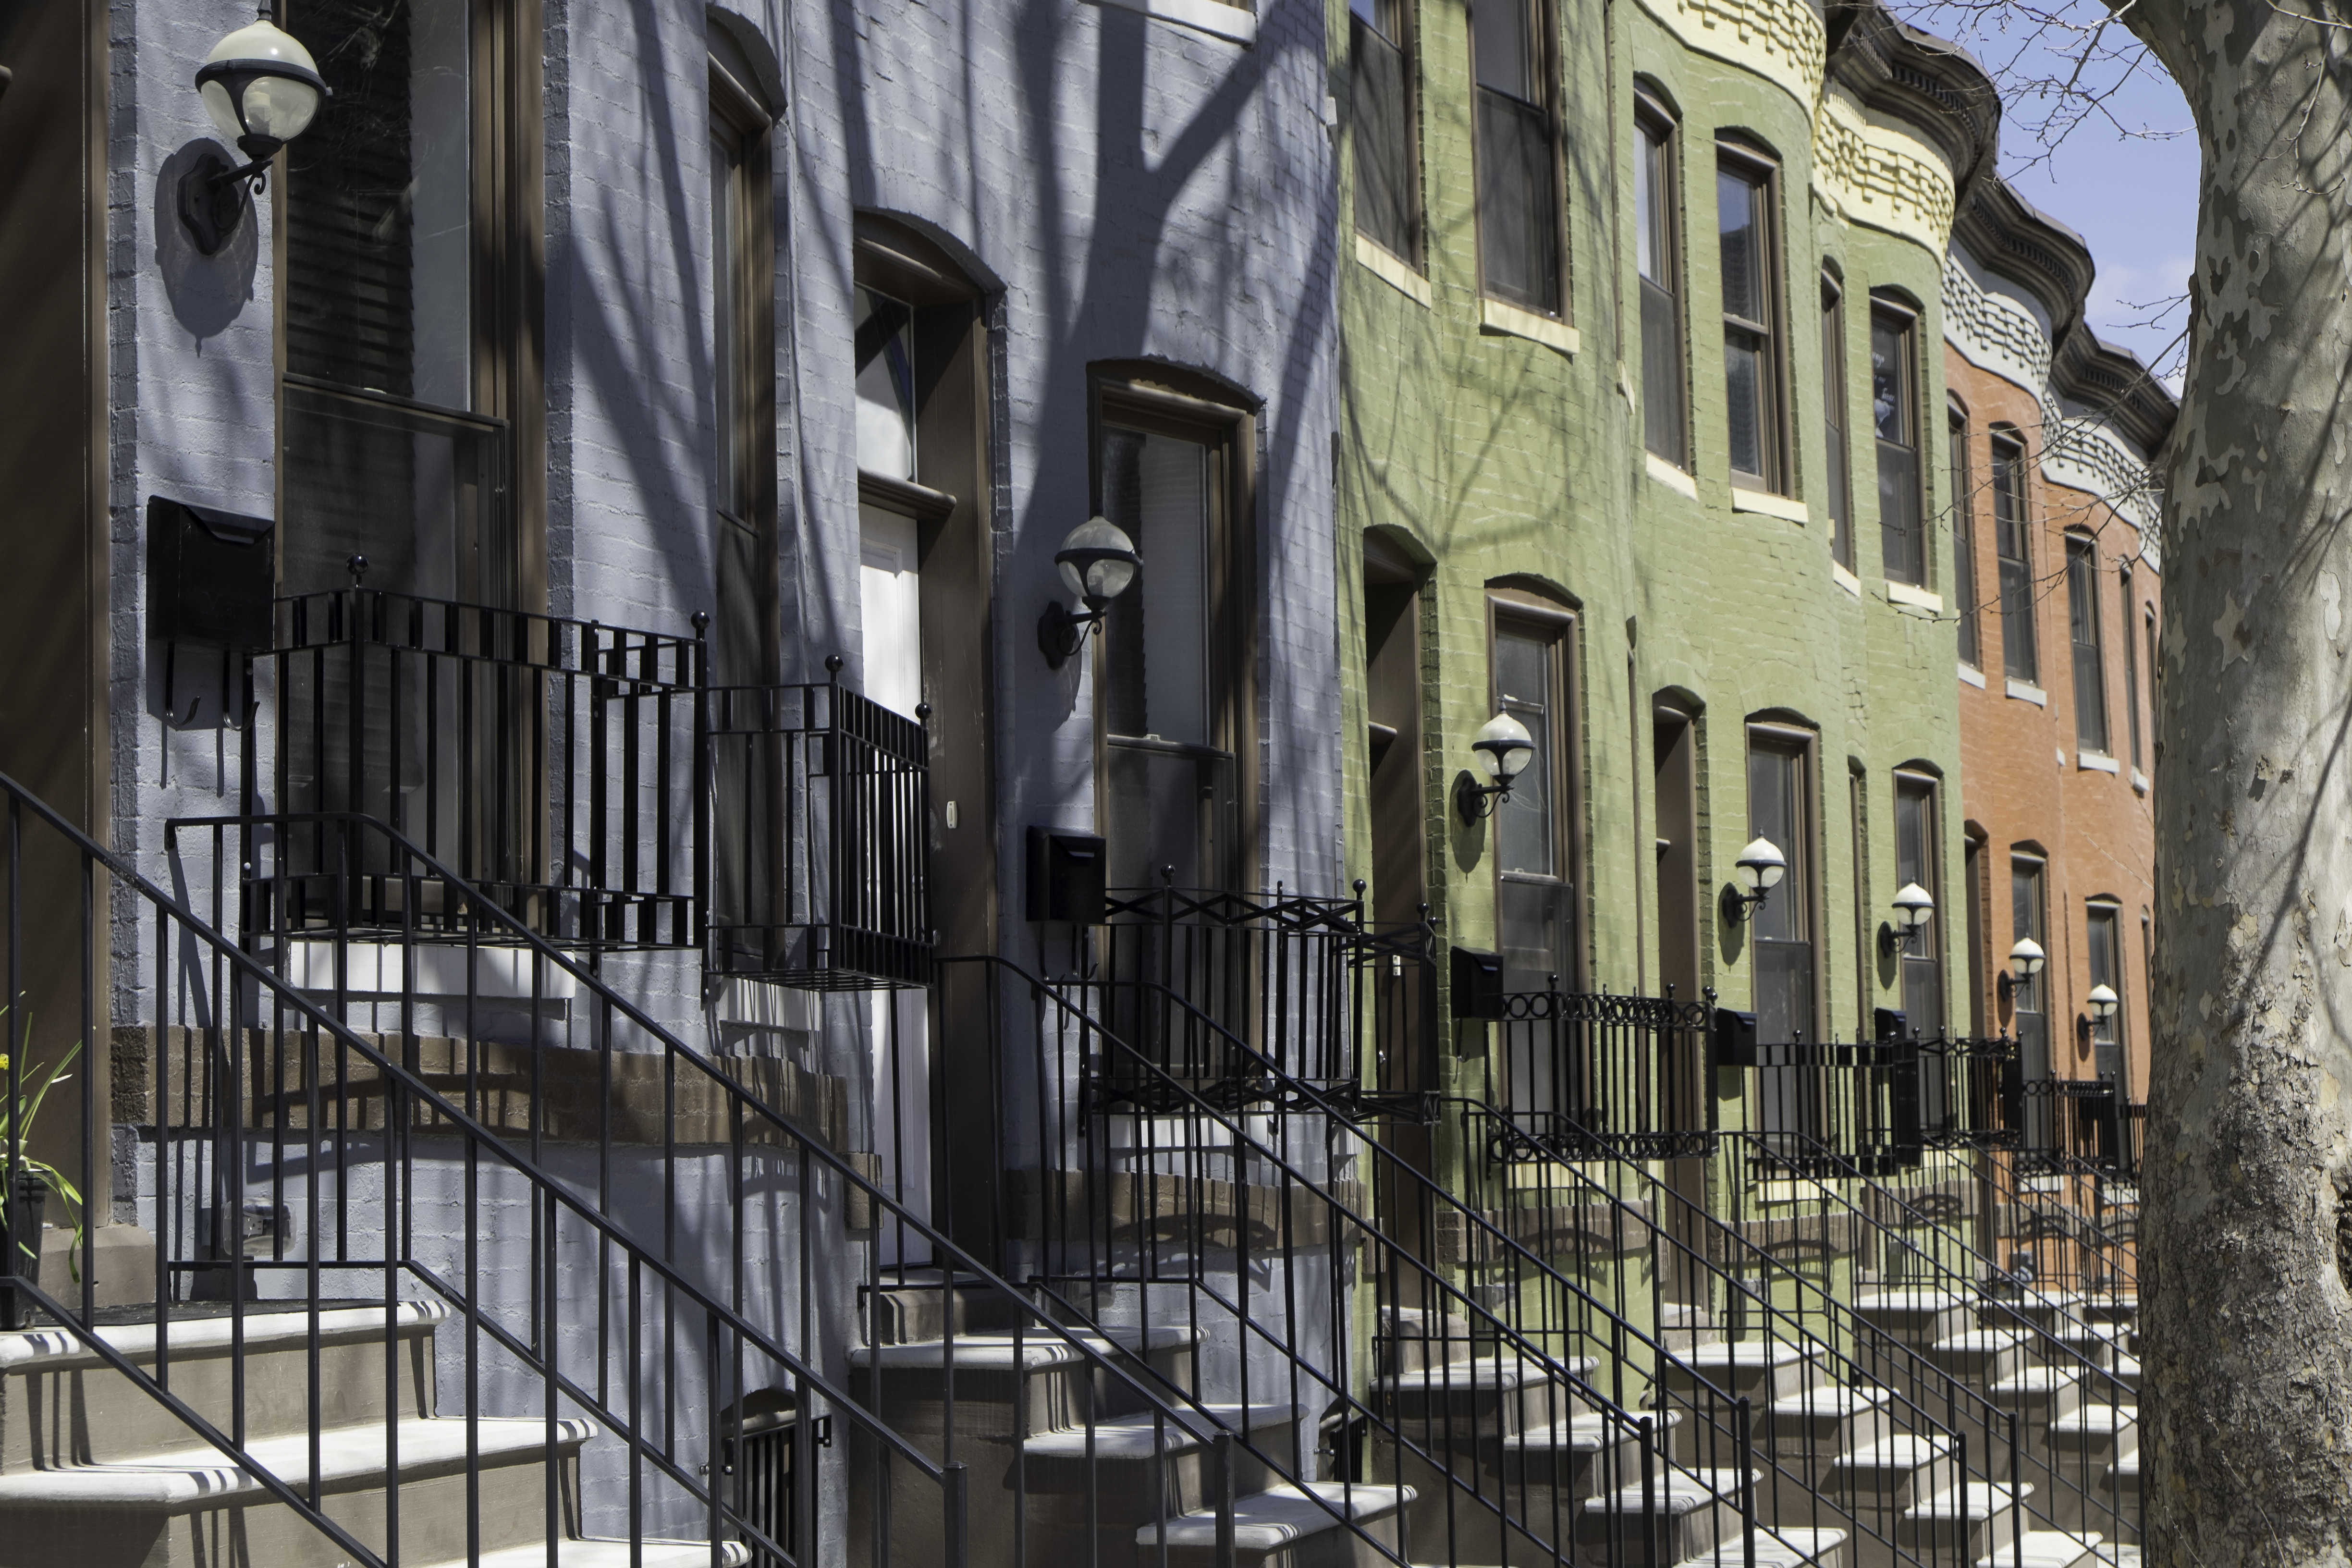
1449;944;1504;1020
1026;828;1106;924
1713;1007;1758;1066
1873;1006;1910;1044
147;495;274;649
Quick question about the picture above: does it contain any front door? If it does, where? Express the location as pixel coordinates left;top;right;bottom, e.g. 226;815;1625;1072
861;504;931;1261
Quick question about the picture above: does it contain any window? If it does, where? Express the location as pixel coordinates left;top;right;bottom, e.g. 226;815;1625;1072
1894;774;1943;1041
1872;305;1925;585
1351;0;1420;265
710;55;778;691
1098;380;1254;894
1717;151;1783;491
2011;856;2050;1145
1473;0;1562;314
1951;406;1980;666
1492;602;1579;992
1747;730;1816;1135
1963;833;1986;1037
1993;434;2037;682
2122;564;2142;768
1635;100;1686;465
2144;605;2160;746
1823;278;1853;566
2068;536;2109;753
282;0;526;605
2087;903;2125;1083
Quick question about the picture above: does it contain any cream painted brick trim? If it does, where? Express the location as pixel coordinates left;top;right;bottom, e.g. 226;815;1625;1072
1886;581;1943;613
1355;234;1432;306
1087;0;1256;44
1958;662;1986;688
1646;453;1699;498
1832;561;1862;598
1731;487;1808;524
2007;679;2048;706
1480;297;1580;357
2078;751;2120;775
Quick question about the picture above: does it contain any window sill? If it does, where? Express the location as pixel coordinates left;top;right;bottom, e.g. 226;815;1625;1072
1085;0;1256;43
1480;297;1580;357
1355;233;1431;307
2005;679;2048;706
2132;767;2150;795
1645;453;1698;498
2078;751;2120;775
1831;561;1862;599
1886;581;1942;613
1958;662;1986;689
1730;487;1808;525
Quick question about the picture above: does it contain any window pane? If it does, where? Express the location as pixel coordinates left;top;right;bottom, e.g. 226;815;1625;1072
1749;737;1813;1129
1477;91;1559;312
1874;315;1923;586
1823;287;1850;560
1494;631;1555;878
1716;171;1759;323
1994;442;2037;681
711;127;743;518
1725;334;1765;480
1474;0;1533;100
287;0;475;409
1870;320;1909;442
854;287;917;479
1351;18;1416;260
2070;538;2109;751
1102;428;1211;747
2012;861;2050;1144
1643;280;1686;462
2087;907;2122;1080
2123;570;2142;767
1636;125;1668;284
1896;780;1942;1039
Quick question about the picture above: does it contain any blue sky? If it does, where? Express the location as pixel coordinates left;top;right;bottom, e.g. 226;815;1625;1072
1900;2;2200;387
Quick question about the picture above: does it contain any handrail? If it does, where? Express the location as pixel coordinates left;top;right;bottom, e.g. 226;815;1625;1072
1008;956;1881;1567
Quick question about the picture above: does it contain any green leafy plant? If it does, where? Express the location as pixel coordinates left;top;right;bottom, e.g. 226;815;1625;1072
1;1017;85;1281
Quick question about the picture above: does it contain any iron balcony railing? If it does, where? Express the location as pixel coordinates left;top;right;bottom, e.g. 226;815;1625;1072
1716;1016;2016;1178
702;671;932;990
1481;986;1716;1161
246;587;704;949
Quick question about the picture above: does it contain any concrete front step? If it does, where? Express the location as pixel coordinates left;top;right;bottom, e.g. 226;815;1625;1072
1928;1331;2033;1382
1578;1467;1759;1563
445;1542;753;1568
850;1325;1202;1435
2;1302;448;1467
0;1414;591;1568
1135;1480;1415;1568
1977;1528;2103;1568
1663;1340;1827;1403
1901;1481;2033;1560
1835;1434;1960;1512
1026;1402;1308;1563
1377;1353;1596;1436
1851;1291;1976;1348
1764;1383;1894;1456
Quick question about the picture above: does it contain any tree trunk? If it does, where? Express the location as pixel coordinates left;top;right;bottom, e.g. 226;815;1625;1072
2132;0;2352;1556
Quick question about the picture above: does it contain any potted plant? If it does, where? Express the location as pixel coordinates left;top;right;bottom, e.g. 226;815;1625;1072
2;1029;82;1331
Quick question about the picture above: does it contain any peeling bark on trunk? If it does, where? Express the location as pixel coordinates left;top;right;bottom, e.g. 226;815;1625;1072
2131;0;2352;1554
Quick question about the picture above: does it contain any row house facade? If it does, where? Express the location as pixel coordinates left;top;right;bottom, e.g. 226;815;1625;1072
0;0;2168;1561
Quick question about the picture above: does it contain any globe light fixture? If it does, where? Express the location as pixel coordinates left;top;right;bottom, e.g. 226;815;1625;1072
1038;516;1140;668
1721;836;1787;924
2086;982;2119;1020
1453;712;1536;823
1879;881;1936;956
2008;937;2046;978
180;15;327;256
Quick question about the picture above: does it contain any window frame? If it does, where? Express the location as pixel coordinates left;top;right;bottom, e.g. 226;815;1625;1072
2009;852;2052;1143
1822;274;1853;566
1869;297;1928;587
1349;0;1424;267
1893;770;1946;1043
1089;369;1260;894
1634;91;1688;467
2121;562;2142;769
1715;143;1788;495
1991;429;2037;683
1469;0;1568;317
1744;722;1822;1137
2067;533;2110;754
2086;900;2127;1085
1950;399;1981;667
709;55;780;688
1487;588;1585;992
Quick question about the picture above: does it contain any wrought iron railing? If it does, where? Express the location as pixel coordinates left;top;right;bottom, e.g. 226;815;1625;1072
702;672;931;989
246;587;704;949
1718;1018;2016;1177
1482;986;1715;1160
12;802;1215;1568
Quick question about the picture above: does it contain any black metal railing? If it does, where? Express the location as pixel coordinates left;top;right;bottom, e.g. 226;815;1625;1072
248;587;704;949
1075;880;1435;1114
1718;1018;2016;1179
702;673;931;989
1009;958;1912;1568
1483;986;1715;1160
0;800;1225;1568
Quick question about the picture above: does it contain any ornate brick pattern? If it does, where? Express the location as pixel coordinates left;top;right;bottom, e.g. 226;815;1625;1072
1813;94;1957;254
1632;0;1826;99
